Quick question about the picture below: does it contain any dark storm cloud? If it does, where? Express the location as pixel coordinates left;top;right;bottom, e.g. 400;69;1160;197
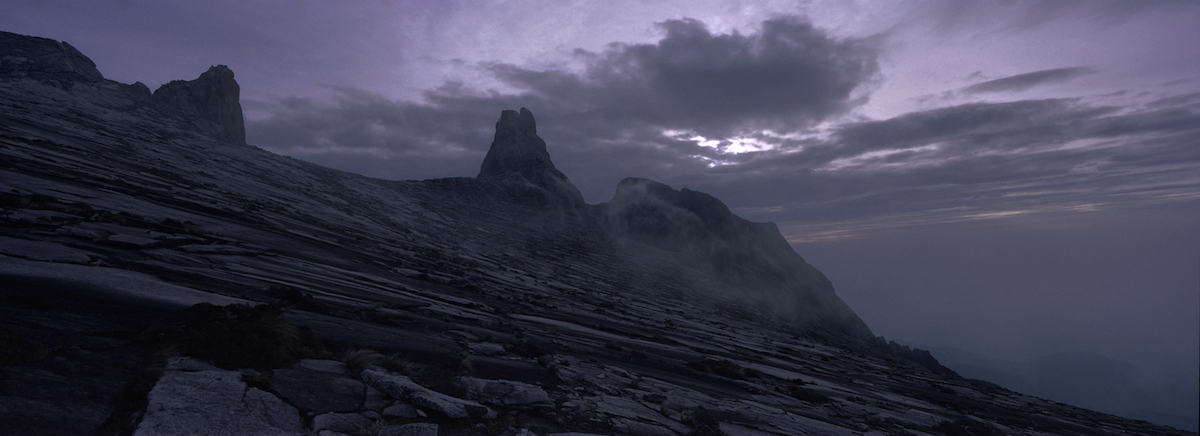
962;67;1095;94
253;73;1200;232
248;14;1198;232
488;17;879;137
249;16;880;198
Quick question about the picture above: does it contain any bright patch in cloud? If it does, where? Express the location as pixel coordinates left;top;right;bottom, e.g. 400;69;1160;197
820;144;941;171
691;154;734;168
663;129;776;154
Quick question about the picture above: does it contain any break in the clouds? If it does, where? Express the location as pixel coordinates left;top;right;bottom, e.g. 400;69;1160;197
5;1;1199;420
251;15;1200;227
489;17;879;136
252;16;882;189
962;67;1096;94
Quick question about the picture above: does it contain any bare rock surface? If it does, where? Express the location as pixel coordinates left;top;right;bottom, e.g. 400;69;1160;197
460;376;553;409
477;107;586;206
134;370;302;436
311;412;374;435
362;369;490;419
1;30;1196;436
0;30;103;81
271;359;365;413
146;65;245;144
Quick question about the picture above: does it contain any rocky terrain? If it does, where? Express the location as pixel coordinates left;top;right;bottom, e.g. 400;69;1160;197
1;30;1194;436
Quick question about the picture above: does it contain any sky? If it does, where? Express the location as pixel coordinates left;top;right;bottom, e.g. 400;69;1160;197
4;1;1198;382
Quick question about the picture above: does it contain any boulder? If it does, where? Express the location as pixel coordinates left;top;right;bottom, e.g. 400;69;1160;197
382;402;422;419
360;369;488;419
312;412;373;435
134;370;302;436
459;376;552;409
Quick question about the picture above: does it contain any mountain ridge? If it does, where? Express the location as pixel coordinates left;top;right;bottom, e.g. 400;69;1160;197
1;30;1193;436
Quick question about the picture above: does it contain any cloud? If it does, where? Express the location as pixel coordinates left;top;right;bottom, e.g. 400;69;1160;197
718;96;1200;226
247;85;506;181
248;14;1199;240
962;67;1096;94
491;17;879;136
249;16;880;199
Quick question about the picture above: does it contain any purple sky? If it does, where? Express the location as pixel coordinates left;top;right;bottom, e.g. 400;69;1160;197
4;1;1197;379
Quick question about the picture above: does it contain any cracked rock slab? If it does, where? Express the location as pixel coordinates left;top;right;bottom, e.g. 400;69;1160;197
312;412;373;435
360;369;489;419
271;360;364;413
133;369;302;436
459;376;552;409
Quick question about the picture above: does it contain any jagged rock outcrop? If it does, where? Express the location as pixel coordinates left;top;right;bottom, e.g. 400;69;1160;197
602;177;873;338
4;30;1194;436
146;65;246;144
0;30;104;82
477;108;584;206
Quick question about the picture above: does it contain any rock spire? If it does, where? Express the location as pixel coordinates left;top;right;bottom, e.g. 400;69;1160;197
477;108;584;206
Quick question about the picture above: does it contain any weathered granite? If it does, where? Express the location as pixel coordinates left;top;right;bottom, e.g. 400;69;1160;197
360;369;489;419
459;376;552;409
134;370;302;436
271;359;365;413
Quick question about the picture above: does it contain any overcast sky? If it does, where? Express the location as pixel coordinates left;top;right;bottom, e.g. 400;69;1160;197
4;1;1197;380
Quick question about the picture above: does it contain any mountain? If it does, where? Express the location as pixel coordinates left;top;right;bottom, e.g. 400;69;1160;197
930;348;1200;432
1;30;1195;436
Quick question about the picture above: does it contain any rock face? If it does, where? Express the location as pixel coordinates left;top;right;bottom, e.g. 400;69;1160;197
603;177;873;338
147;65;246;144
477;108;585;206
4;30;1194;436
0;30;104;82
134;369;303;436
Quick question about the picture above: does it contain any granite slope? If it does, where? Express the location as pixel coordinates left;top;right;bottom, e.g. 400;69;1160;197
1;30;1194;436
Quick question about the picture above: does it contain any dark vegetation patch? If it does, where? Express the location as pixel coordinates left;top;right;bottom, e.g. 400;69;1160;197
507;339;555;359
780;384;831;404
411;365;469;398
342;348;383;377
141;303;326;370
267;285;331;314
931;417;1005;436
94;347;167;436
687;358;758;380
683;407;727;436
0;324;47;365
